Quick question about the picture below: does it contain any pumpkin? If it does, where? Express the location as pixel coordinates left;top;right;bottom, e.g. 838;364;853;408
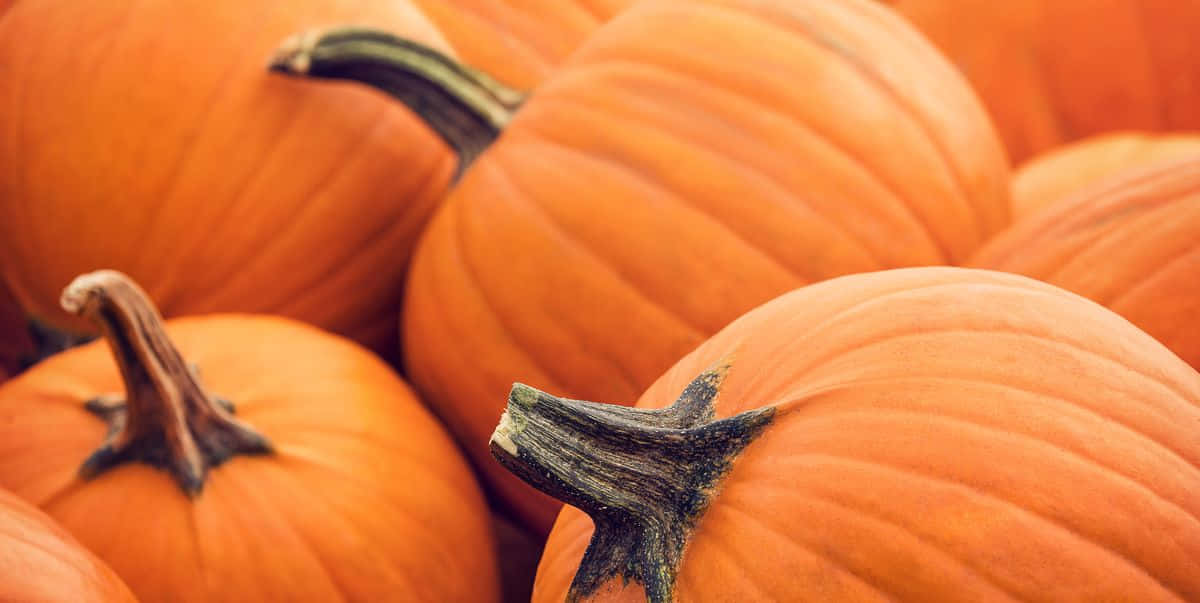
886;0;1200;164
411;0;632;89
489;266;1200;602
1011;131;1200;219
0;270;498;602
970;154;1200;372
272;0;1010;532
0;0;461;355
0;487;136;602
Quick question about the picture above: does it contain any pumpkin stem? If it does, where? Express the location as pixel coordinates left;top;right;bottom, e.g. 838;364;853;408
268;26;526;176
60;270;272;495
489;360;775;603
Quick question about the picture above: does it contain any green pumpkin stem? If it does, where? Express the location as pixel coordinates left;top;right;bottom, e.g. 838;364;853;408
268;27;526;176
60;270;272;495
489;360;775;603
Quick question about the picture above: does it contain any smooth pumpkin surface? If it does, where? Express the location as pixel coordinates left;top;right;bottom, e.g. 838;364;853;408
0;488;136;602
402;0;1010;532
1011;131;1200;219
0;0;455;354
412;0;632;88
970;155;1200;372
887;0;1200;164
0;313;498;602
534;267;1200;601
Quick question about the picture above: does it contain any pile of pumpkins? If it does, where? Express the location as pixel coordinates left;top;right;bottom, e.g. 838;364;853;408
0;0;1197;601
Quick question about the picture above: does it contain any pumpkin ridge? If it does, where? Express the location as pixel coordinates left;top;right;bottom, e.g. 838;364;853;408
524;79;895;272
192;103;393;313
1050;203;1200;308
448;171;618;395
777;373;1200;489
712;482;1022;601
763;449;1193;602
490;135;726;338
1107;243;1200;311
738;0;983;255
771;405;1200;526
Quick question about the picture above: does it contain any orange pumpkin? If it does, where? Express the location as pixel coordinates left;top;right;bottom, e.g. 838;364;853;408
0;271;498;602
412;0;632;88
970;154;1200;372
272;0;1011;532
492;267;1200;602
1011;131;1200;219
0;0;460;355
887;0;1200;163
0;488;136;602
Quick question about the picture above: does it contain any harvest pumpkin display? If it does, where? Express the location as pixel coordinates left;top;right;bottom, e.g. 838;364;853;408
0;270;498;602
272;0;1012;532
492;267;1200;602
885;0;1200;164
411;0;632;89
0;0;457;355
970;154;1200;372
1011;131;1200;219
0;488;136;602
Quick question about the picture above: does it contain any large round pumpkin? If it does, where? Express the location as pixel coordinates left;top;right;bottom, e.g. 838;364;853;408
1011;131;1200;219
495;267;1200;601
970;154;1200;372
0;0;460;354
0;271;498;602
886;0;1200;164
0;488;136;602
272;0;1010;531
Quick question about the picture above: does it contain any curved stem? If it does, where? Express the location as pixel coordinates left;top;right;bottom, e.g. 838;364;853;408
61;270;272;495
268;26;527;176
490;359;775;603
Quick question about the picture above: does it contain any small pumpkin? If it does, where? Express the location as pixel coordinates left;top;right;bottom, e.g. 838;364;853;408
1011;131;1200;219
887;0;1200;163
0;488;136;602
272;0;1011;532
970;154;1200;372
492;267;1200;602
0;270;498;602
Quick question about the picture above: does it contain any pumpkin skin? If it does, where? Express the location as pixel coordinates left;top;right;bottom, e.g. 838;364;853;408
0;0;456;354
887;0;1200;164
412;0;633;89
533;267;1200;601
969;154;1200;372
0;314;499;602
1011;131;1200;219
0;488;136;602
402;0;1010;532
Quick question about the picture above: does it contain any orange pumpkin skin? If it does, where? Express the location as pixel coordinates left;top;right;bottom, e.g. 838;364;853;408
0;488;136;602
403;0;1010;532
412;0;633;89
1011;132;1200;219
0;315;499;602
887;0;1200;164
0;0;456;354
534;267;1200;601
970;155;1200;372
